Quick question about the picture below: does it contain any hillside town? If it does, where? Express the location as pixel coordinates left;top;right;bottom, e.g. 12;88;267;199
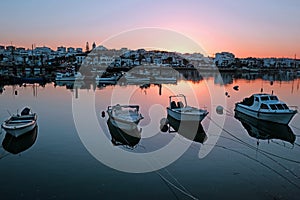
0;42;299;71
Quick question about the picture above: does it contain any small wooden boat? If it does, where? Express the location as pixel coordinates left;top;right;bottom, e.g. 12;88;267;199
106;104;143;131
167;94;208;122
1;107;37;137
235;93;297;124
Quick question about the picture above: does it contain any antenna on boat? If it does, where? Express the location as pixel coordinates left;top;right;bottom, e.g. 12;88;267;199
6;110;11;116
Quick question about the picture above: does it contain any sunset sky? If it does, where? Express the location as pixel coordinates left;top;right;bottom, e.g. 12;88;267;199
1;0;300;58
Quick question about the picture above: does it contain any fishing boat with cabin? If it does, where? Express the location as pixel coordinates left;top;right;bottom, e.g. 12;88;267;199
167;94;208;122
235;93;297;125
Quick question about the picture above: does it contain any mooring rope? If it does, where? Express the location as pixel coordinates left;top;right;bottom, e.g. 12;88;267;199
156;171;199;200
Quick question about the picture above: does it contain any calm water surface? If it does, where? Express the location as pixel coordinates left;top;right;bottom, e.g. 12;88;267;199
1;74;300;199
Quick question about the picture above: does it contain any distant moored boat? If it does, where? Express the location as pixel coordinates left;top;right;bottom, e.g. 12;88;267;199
55;71;85;81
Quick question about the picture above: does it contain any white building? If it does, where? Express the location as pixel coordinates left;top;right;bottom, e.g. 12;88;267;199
99;55;114;66
67;47;75;53
76;48;83;53
214;52;235;67
35;46;52;55
0;46;4;54
76;53;87;64
263;58;276;67
57;46;66;53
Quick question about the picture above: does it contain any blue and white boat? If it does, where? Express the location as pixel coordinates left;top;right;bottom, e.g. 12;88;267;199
235;93;297;125
167;94;208;122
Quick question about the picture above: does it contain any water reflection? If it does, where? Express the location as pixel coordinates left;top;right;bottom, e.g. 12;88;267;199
55;80;85;89
167;115;207;144
235;111;296;144
1;70;300;198
2;126;38;154
107;118;141;148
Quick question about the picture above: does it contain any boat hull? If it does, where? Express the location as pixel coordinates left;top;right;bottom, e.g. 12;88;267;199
2;122;37;138
55;77;85;81
235;104;296;125
96;77;118;82
109;116;138;132
167;107;208;122
2;113;37;138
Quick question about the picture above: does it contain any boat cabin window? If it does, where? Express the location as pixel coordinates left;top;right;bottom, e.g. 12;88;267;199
270;104;277;110
270;96;278;100
282;104;289;109
171;101;177;109
276;104;285;110
177;101;184;108
260;104;269;109
255;97;259;102
261;96;269;101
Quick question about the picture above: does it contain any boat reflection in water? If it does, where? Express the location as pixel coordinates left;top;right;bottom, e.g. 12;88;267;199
55;80;85;89
2;126;38;154
107;118;141;148
167;115;207;144
235;111;295;144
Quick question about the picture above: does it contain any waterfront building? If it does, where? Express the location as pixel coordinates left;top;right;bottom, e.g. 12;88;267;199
76;53;87;64
0;45;5;54
35;46;52;55
214;52;235;67
6;45;16;51
67;47;75;54
76;48;83;53
57;46;67;53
